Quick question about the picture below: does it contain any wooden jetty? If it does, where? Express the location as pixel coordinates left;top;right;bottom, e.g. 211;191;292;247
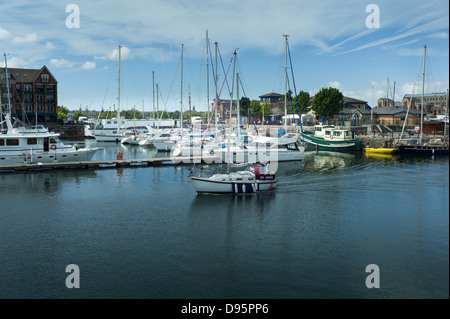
0;156;221;174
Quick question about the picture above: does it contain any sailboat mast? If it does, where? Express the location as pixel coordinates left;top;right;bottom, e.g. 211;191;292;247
227;50;237;164
214;42;218;134
180;44;184;132
118;45;121;133
283;34;288;132
156;83;160;129
3;53;13;131
444;89;448;137
420;45;426;142
237;72;240;133
152;71;155;126
206;30;210;120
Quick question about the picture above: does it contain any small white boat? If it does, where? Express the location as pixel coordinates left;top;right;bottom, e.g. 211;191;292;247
189;164;277;194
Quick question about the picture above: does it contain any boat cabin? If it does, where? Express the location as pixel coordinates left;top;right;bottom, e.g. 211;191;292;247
314;124;353;141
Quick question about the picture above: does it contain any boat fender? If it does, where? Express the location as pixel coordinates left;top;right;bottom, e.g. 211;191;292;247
252;183;257;192
234;183;238;194
116;152;123;160
50;144;57;150
270;184;275;190
243;184;246;193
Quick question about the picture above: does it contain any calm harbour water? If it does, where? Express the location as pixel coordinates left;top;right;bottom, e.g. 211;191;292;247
0;140;448;299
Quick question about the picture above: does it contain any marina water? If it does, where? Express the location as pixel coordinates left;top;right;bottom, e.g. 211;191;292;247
0;141;448;299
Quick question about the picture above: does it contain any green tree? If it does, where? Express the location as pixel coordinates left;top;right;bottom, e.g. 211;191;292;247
293;91;310;114
72;111;89;120
239;97;251;116
311;87;344;119
249;100;262;117
260;102;273;119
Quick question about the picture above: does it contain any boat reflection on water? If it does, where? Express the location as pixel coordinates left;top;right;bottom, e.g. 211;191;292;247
189;188;277;214
303;150;364;172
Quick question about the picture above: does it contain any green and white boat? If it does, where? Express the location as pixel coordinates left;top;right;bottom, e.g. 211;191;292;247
300;124;363;151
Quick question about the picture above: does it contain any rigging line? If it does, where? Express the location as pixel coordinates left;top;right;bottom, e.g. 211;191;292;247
218;46;232;97
164;58;181;108
238;77;259;136
287;40;304;136
399;54;423;141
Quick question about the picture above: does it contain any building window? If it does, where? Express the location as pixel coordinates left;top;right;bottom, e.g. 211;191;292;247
46;85;55;93
25;94;33;103
36;85;44;93
41;74;50;83
24;84;32;92
38;104;44;113
46;95;55;103
37;95;44;102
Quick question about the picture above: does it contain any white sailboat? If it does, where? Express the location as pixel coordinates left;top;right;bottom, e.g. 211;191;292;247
189;163;277;194
94;45;129;143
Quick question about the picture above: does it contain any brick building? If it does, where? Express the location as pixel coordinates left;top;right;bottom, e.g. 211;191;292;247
0;65;58;124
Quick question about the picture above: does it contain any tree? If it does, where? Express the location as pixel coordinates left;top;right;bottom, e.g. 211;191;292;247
249;100;262;117
260;102;273;119
72;111;89;120
239;97;251;116
293;91;310;114
311;87;344;119
58;105;69;120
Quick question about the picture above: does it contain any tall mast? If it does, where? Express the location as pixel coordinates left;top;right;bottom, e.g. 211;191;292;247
214;42;218;134
152;71;155;126
420;45;426;142
237;72;240;133
283;34;288;132
386;77;389;106
227;50;237;164
180;43;184;132
444;89;448;137
206;30;210;120
118;45;121;133
156;83;160;129
4;53;13;131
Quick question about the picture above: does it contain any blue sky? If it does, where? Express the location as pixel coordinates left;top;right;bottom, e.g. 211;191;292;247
1;0;448;113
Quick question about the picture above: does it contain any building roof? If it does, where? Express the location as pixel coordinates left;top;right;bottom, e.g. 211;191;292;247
373;106;420;115
0;65;57;84
343;96;367;104
259;92;283;98
404;92;448;98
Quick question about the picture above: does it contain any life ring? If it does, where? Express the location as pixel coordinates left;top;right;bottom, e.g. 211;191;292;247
330;135;333;140
116;152;123;160
50;144;57;150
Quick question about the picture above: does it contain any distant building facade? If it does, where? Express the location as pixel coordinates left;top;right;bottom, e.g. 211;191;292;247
258;92;283;107
402;92;449;115
0;65;58;124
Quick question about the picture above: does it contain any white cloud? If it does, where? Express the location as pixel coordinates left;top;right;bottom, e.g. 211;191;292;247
50;58;74;68
0;27;10;41
12;32;39;45
81;61;96;70
326;81;342;90
95;46;131;61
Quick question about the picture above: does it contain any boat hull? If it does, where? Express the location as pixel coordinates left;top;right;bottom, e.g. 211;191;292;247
0;147;101;164
396;144;449;155
365;148;396;154
189;177;276;194
300;132;363;151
